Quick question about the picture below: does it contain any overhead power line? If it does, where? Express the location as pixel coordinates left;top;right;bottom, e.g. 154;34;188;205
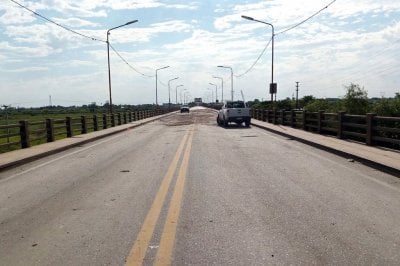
109;44;155;78
236;37;272;78
238;0;337;78
9;0;106;43
276;0;337;36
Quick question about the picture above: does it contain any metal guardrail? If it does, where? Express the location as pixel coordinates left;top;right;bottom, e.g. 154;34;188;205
0;109;170;153
251;109;400;149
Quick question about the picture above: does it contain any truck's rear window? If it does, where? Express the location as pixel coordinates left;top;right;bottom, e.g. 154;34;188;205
227;102;245;108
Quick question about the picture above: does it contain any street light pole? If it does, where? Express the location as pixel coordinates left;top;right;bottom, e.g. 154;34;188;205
209;83;217;103
241;15;275;103
175;84;183;104
168;77;179;108
155;66;170;106
181;89;187;104
207;88;214;104
218;66;233;101
212;76;223;102
107;19;138;114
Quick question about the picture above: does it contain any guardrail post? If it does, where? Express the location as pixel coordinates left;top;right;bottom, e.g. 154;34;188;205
20;120;30;148
273;109;277;124
111;114;116;127
123;113;127;124
281;110;286;125
117;113;122;125
46;118;55;142
103;114;108;129
66;117;73;137
366;113;376;146
302;111;307;131
337;111;346;139
128;112;132;122
81;115;87;134
318;110;324;134
93;115;98;131
290;110;295;127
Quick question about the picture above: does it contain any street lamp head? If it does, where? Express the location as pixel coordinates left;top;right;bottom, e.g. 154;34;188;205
241;15;254;21
157;65;170;71
125;20;138;25
209;82;215;86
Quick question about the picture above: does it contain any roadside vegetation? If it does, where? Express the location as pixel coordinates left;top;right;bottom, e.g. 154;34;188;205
248;83;400;117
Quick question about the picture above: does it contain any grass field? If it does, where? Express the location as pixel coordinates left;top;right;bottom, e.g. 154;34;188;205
1;112;119;153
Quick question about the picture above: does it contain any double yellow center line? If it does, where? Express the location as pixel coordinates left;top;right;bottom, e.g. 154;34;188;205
126;126;194;266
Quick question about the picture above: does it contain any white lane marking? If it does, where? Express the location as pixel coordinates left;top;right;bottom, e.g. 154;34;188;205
0;134;124;183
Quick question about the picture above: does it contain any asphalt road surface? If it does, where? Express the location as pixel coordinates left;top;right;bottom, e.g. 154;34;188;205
1;107;399;265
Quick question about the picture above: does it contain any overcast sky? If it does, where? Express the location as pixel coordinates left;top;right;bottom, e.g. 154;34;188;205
1;0;399;107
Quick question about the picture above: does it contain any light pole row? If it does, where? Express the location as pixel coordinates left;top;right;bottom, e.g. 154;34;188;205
109;15;275;111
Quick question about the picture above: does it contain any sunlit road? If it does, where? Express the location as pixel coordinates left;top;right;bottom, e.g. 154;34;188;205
1;107;399;265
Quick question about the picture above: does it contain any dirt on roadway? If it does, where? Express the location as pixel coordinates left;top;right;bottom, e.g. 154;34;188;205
159;107;217;126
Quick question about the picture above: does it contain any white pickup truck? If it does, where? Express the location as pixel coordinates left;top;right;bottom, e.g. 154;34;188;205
217;100;251;127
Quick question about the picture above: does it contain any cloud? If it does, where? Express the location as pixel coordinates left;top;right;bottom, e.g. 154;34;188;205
1;0;400;107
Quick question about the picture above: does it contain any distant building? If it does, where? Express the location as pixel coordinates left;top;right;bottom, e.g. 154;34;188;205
194;98;202;103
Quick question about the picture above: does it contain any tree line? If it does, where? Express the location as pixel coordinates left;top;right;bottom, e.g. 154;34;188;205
248;83;400;117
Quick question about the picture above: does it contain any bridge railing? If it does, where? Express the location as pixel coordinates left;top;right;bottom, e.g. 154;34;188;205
251;109;400;150
0;109;172;153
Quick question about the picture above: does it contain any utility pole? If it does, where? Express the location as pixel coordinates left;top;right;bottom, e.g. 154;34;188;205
296;81;300;109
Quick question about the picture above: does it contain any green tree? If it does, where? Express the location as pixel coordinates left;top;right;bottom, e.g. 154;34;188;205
372;93;400;117
343;83;370;114
299;95;315;108
304;99;332;112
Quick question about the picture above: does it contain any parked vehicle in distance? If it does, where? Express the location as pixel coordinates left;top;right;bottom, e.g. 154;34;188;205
180;105;190;113
217;100;251;127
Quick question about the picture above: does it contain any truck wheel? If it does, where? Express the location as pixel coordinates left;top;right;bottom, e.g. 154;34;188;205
223;117;228;127
245;120;250;127
216;116;221;126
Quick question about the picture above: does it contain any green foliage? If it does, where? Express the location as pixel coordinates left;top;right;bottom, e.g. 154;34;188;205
300;95;315;108
276;97;294;110
372;95;400;116
343;83;370;114
304;99;338;112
